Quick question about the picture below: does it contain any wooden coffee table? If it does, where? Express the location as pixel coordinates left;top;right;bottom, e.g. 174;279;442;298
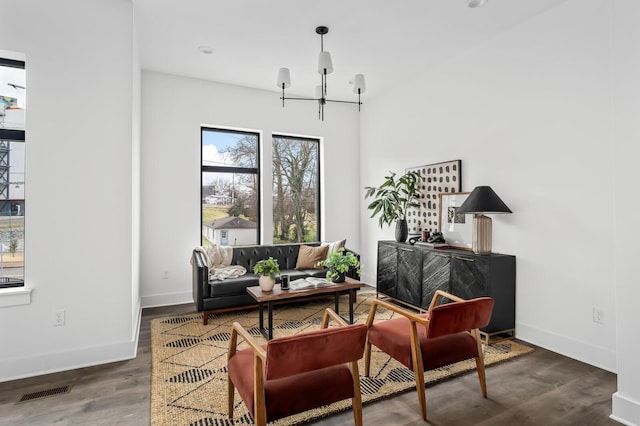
246;277;365;340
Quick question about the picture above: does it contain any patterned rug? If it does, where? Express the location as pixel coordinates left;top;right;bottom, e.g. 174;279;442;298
151;290;533;425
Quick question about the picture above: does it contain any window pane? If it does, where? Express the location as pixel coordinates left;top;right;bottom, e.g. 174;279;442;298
0;58;25;287
272;136;319;243
201;128;259;247
202;129;257;169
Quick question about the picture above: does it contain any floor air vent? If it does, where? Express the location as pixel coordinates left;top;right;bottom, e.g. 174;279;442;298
17;385;72;403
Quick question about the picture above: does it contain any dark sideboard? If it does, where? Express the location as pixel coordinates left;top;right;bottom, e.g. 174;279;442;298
377;240;516;343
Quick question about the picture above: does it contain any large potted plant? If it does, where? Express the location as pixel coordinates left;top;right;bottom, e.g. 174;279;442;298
364;170;421;242
253;257;280;292
322;248;360;283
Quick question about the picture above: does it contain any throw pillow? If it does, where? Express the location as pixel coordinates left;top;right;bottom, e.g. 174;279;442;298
322;239;346;261
295;244;329;270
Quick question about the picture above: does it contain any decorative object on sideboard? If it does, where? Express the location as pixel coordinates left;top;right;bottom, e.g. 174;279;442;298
438;192;472;251
253;257;280;292
364;170;421;242
276;26;366;121
406;160;462;235
457;186;512;255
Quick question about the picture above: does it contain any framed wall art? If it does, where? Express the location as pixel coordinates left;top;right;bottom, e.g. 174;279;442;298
406;159;461;235
438;192;472;250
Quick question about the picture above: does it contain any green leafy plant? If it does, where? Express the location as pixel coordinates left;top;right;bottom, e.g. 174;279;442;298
364;170;421;228
322;248;360;282
253;257;280;279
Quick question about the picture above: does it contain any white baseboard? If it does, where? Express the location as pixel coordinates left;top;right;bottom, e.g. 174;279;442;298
0;305;142;383
516;321;616;373
141;290;193;308
360;273;377;288
612;392;640;426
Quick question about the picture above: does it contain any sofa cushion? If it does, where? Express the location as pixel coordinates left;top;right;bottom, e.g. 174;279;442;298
209;274;260;298
295;245;329;270
322;239;346;260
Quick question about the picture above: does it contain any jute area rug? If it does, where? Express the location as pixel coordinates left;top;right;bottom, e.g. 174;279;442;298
151;290;533;425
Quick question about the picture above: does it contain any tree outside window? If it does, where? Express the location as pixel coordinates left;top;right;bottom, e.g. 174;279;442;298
272;136;320;243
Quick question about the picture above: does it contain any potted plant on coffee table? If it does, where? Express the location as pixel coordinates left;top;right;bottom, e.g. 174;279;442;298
322;248;360;283
253;257;280;292
364;170;421;242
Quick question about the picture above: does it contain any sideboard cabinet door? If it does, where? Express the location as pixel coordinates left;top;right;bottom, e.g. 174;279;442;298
377;241;398;298
396;246;423;307
421;251;450;309
450;253;515;334
449;254;488;299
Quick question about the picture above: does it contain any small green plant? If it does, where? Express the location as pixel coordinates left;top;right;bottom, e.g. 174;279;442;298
253;257;280;279
322;248;360;282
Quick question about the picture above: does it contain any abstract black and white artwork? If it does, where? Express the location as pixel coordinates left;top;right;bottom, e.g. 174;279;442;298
406;159;461;235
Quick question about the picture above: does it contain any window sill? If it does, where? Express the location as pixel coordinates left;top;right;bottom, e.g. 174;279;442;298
0;286;32;307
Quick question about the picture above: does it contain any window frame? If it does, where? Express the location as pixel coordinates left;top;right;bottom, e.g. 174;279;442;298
0;57;25;289
271;134;321;243
200;127;261;245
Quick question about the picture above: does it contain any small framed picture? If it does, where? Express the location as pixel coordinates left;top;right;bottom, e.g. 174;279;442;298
438;192;472;250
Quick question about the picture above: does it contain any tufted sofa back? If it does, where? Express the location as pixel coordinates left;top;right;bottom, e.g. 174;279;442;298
231;243;322;272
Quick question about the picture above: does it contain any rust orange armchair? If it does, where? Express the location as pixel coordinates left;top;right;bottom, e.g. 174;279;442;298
365;290;494;421
227;308;367;426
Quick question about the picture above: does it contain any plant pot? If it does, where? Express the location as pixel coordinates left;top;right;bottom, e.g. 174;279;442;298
395;219;408;242
258;275;275;292
330;270;346;283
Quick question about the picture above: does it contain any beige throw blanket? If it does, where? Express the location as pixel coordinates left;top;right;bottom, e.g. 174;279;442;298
193;245;246;281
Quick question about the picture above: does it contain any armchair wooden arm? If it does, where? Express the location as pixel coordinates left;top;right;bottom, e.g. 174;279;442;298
321;307;348;328
228;322;267;422
366;298;430;328
428;289;465;311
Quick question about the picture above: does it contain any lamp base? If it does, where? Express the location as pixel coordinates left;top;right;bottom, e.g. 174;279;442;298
473;214;492;255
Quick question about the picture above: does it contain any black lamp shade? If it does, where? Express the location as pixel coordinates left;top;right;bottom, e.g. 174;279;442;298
457;186;512;214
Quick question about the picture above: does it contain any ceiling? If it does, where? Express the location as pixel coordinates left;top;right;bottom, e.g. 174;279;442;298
132;0;567;101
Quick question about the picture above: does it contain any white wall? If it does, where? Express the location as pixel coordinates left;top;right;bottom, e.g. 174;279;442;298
361;0;618;372
139;71;360;307
0;0;139;381
611;1;640;423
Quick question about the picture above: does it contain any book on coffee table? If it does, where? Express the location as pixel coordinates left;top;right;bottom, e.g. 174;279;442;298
289;277;336;291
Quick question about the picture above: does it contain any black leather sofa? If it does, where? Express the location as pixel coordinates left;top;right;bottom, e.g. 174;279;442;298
192;242;360;324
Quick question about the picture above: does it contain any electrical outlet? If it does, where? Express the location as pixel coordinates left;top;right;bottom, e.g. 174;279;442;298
162;270;170;279
593;307;605;325
53;310;65;326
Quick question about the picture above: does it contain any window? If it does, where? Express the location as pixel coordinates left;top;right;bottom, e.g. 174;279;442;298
0;57;25;288
272;135;320;243
201;128;259;246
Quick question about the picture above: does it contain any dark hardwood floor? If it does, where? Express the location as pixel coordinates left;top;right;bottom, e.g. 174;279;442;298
0;303;619;425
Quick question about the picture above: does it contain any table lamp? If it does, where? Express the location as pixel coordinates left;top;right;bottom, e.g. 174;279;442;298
457;186;512;254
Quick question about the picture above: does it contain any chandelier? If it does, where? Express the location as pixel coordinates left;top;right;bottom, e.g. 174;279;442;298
276;26;366;121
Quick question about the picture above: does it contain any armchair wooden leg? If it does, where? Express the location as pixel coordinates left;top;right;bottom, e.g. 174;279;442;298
472;328;488;398
227;377;235;418
351;361;363;426
409;322;427;421
413;362;427;421
475;356;488;398
364;341;371;377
